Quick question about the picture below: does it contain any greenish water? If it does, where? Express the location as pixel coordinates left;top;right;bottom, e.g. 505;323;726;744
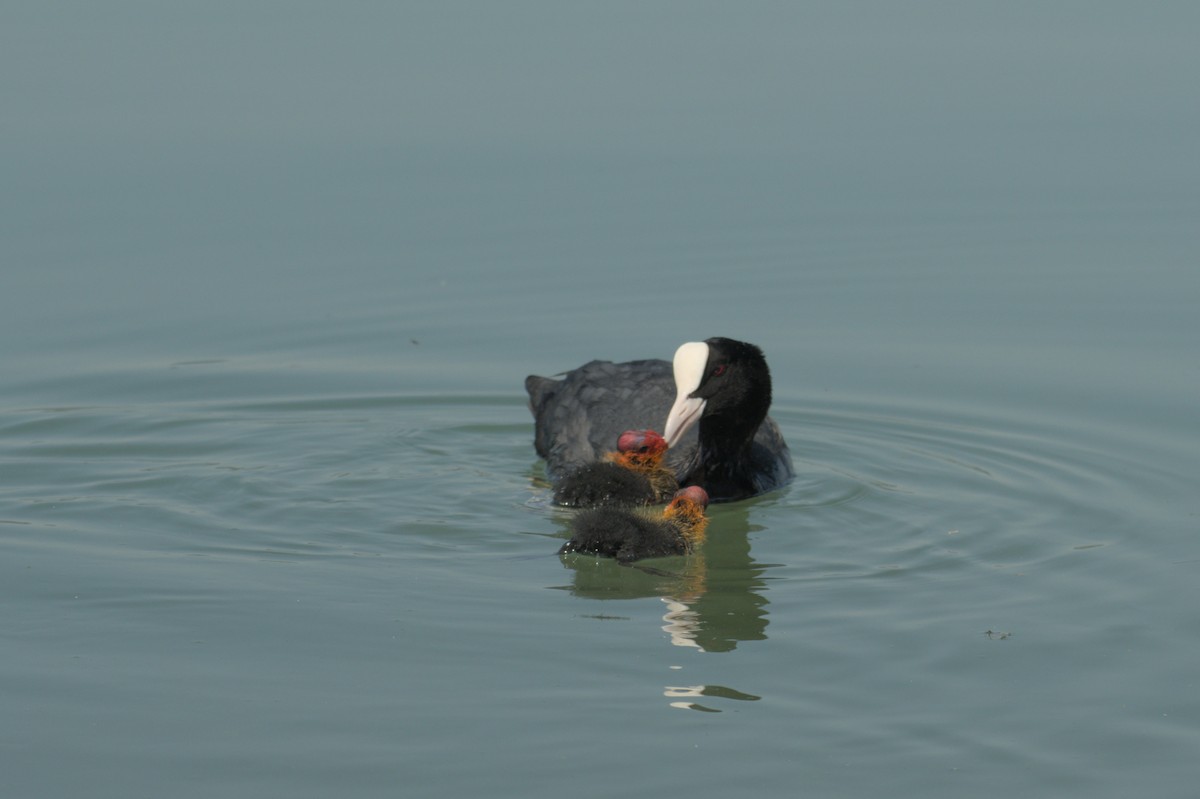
3;4;1200;798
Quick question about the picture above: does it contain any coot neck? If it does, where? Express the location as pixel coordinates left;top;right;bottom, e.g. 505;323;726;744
683;411;764;501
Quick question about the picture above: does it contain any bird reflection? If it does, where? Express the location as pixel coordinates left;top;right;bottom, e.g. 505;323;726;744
663;683;762;712
553;501;771;653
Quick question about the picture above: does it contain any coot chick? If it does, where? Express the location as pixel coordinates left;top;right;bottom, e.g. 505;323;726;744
552;429;679;508
559;486;710;563
526;337;792;502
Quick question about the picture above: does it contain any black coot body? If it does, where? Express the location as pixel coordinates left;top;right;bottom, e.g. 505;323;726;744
552;461;658;508
526;338;792;502
559;486;709;563
559;508;685;562
552;429;677;508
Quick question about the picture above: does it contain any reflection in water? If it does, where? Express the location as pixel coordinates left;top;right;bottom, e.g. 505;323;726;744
664;683;762;713
552;498;775;710
661;598;703;650
554;501;772;653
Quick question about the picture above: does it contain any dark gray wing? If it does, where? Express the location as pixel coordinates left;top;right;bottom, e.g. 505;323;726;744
526;358;693;479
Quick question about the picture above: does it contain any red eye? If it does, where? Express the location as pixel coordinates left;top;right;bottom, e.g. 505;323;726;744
711;364;727;377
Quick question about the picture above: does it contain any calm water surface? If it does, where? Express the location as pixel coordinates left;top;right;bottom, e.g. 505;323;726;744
4;4;1200;798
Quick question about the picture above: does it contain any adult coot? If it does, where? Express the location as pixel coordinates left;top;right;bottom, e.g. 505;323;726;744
526;337;792;502
559;486;710;563
553;429;678;508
